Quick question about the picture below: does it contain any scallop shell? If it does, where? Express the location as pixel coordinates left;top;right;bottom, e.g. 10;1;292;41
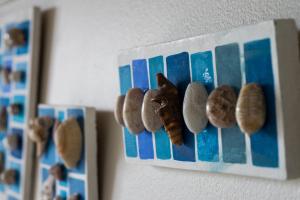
123;88;145;134
0;106;8;131
3;134;19;151
183;82;208;134
114;95;125;126
54;118;82;169
49;163;66;181
236;83;266;134
141;89;162;132
0;169;17;185
41;175;55;200
152;73;183;145
206;85;237;128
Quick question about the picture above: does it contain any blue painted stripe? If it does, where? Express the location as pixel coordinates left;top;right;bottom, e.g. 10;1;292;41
132;59;154;159
149;56;171;160
215;43;246;164
191;51;219;162
119;65;137;158
166;52;195;162
244;38;278;168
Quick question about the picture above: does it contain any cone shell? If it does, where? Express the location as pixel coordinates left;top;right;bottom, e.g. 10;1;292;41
142;89;162;132
236;83;266;134
1;169;17;185
54;118;82;169
114;95;125;126
123;88;145;134
152;73;183;145
183;82;208;134
3;134;19;151
206;85;237;128
41;175;55;200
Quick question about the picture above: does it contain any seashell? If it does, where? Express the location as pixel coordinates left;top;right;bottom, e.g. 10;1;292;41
1;68;10;85
54;118;82;169
4;28;25;49
123;88;145;134
0;169;17;185
3;134;19;151
54;196;63;200
68;194;81;200
0;152;5;174
8;103;22;115
236;83;266;134
206;85;237;128
142;89;162;132
41;175;55;200
28;117;53;157
183;82;208;134
49;163;66;181
0;106;8;131
151;73;183;145
114;95;125;126
9;71;24;83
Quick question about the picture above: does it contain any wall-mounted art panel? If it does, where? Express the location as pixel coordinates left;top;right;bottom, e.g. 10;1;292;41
0;7;41;200
117;19;300;180
36;105;98;200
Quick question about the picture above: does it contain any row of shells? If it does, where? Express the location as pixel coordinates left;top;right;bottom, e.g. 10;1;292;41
115;73;266;145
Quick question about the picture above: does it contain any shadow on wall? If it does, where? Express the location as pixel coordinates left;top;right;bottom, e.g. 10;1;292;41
96;111;124;200
38;7;56;103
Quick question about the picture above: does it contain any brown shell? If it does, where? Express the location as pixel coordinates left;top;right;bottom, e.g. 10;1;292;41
49;163;66;181
236;83;266;134
1;169;17;185
3;134;19;151
68;194;80;200
206;85;237;128
4;28;25;48
151;73;183;145
54;118;82;169
9;103;22;115
10;71;23;83
0;106;7;131
1;68;10;85
0;152;4;174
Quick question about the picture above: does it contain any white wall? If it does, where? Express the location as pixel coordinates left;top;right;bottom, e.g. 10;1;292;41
2;0;300;199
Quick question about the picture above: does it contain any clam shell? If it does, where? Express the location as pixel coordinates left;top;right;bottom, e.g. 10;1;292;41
206;85;237;128
123;88;145;134
54;118;82;169
236;83;266;134
3;134;19;151
41;175;55;200
1;169;17;185
114;95;125;126
142;89;162;132
183;82;208;134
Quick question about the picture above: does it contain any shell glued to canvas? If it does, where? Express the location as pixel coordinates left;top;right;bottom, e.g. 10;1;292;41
114;95;125;126
28;116;53;157
3;134;19;151
183;82;208;134
142;89;162;132
236;83;266;134
49;163;66;181
41;175;55;200
54;118;82;169
206;85;237;128
123;88;145;134
152;73;183;145
68;194;81;200
4;28;25;49
0;152;4;174
0;106;7;131
0;169;17;185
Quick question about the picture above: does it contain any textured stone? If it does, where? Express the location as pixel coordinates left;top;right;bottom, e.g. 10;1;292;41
206;85;237;128
236;83;266;134
183;82;208;134
152;73;183;145
114;95;125;126
123;88;145;134
142;89;162;132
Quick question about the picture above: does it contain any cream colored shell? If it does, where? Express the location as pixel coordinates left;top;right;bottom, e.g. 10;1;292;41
54;118;82;169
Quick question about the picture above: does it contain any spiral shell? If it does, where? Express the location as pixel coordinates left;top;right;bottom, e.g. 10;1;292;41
54;118;82;169
114;95;125;126
0;169;17;185
236;83;266;134
206;85;237;128
123;88;145;134
152;73;183;145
